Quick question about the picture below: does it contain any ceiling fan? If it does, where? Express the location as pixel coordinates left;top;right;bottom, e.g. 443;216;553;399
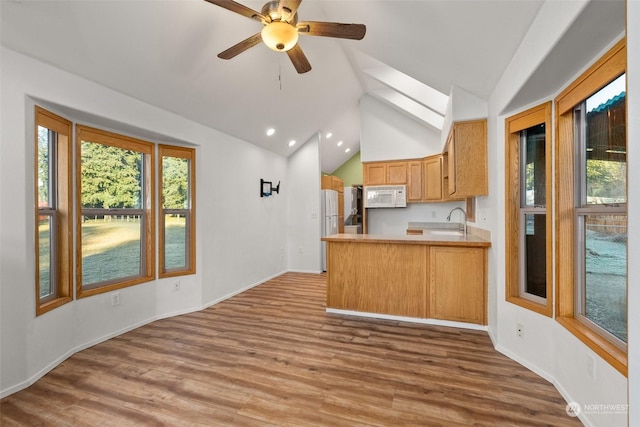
205;0;366;74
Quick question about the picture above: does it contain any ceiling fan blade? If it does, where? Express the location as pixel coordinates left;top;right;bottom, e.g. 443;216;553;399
297;21;366;40
278;0;302;17
204;0;268;23
287;44;311;74
217;33;263;59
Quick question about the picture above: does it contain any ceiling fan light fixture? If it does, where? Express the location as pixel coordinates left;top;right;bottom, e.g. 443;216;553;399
261;21;298;52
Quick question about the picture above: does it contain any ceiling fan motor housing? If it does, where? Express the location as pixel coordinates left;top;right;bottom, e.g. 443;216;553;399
261;1;298;24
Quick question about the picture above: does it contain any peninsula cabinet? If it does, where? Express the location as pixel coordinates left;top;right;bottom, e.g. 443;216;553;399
446;119;488;197
429;246;487;324
323;234;490;325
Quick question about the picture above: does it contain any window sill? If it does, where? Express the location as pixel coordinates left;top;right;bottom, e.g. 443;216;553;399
37;296;73;316
77;275;154;299
506;295;552;317
556;316;627;376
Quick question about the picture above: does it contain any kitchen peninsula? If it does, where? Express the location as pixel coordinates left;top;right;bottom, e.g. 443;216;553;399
322;233;491;326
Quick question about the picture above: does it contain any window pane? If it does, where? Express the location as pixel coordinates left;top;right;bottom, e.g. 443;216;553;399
164;213;187;270
39;216;54;299
162;156;189;209
524;213;546;298
80;141;143;209
81;217;142;286
37;126;52;207
583;214;627;342
585;74;626;204
521;124;546;207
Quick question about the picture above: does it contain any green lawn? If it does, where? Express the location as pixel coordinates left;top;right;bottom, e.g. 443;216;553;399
39;217;186;292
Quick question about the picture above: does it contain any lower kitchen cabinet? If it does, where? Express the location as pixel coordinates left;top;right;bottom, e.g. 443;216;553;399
326;242;427;318
428;246;486;324
323;235;490;325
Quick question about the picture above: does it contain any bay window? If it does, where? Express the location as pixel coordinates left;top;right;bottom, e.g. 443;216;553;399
159;144;196;276
35;107;197;311
555;38;627;375
76;126;155;298
505;102;553;316
35;107;73;315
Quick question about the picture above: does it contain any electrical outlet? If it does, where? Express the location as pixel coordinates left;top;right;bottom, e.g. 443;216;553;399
111;292;120;306
587;354;596;379
298;246;303;254
516;323;524;338
311;211;318;219
173;281;180;291
431;211;436;218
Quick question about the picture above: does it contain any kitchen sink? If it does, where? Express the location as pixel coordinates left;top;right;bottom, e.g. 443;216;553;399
424;230;463;236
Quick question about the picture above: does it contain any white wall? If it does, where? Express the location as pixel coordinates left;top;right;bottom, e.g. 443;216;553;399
360;95;442;162
486;1;629;426
0;47;289;396
287;133;322;272
440;86;488;147
626;1;639;425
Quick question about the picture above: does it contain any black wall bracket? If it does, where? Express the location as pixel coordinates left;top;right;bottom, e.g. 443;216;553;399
260;179;280;197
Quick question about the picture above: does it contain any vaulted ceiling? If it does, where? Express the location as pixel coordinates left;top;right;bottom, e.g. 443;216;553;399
0;0;625;173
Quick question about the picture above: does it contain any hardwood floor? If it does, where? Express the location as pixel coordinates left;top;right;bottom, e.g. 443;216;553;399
1;272;580;426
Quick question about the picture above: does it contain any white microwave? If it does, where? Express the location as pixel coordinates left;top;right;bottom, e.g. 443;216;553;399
364;185;407;208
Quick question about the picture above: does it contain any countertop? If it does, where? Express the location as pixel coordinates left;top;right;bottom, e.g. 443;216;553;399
321;233;491;247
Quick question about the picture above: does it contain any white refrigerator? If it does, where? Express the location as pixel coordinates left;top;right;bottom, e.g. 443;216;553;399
321;190;339;271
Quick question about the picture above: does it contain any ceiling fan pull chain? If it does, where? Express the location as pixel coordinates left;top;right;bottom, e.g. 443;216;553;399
279;57;282;91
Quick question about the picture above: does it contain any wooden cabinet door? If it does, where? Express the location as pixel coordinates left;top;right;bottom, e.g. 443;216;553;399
363;163;387;185
429;246;486;324
338;192;344;233
407;161;423;202
447;130;456;195
448;119;488;197
321;175;333;190
387;162;408;184
424;156;442;201
332;176;344;193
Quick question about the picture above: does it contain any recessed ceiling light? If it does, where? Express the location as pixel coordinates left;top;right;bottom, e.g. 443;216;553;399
337;141;343;147
326;132;333;139
288;140;296;147
345;148;351;153
266;128;275;136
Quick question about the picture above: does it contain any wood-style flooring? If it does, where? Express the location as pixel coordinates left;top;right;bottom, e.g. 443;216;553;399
1;272;581;426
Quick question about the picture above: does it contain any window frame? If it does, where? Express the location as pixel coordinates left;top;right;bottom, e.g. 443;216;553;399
34;107;73;316
505;102;553;317
75;125;156;298
158;144;196;277
555;38;627;376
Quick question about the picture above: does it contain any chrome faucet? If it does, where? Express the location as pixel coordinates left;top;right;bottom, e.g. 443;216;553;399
446;207;467;235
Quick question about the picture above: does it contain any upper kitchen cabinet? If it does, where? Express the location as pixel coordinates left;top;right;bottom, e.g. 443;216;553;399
363;161;408;186
423;155;443;201
407;160;424;202
363;160;427;203
446;119;488;197
322;175;344;193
